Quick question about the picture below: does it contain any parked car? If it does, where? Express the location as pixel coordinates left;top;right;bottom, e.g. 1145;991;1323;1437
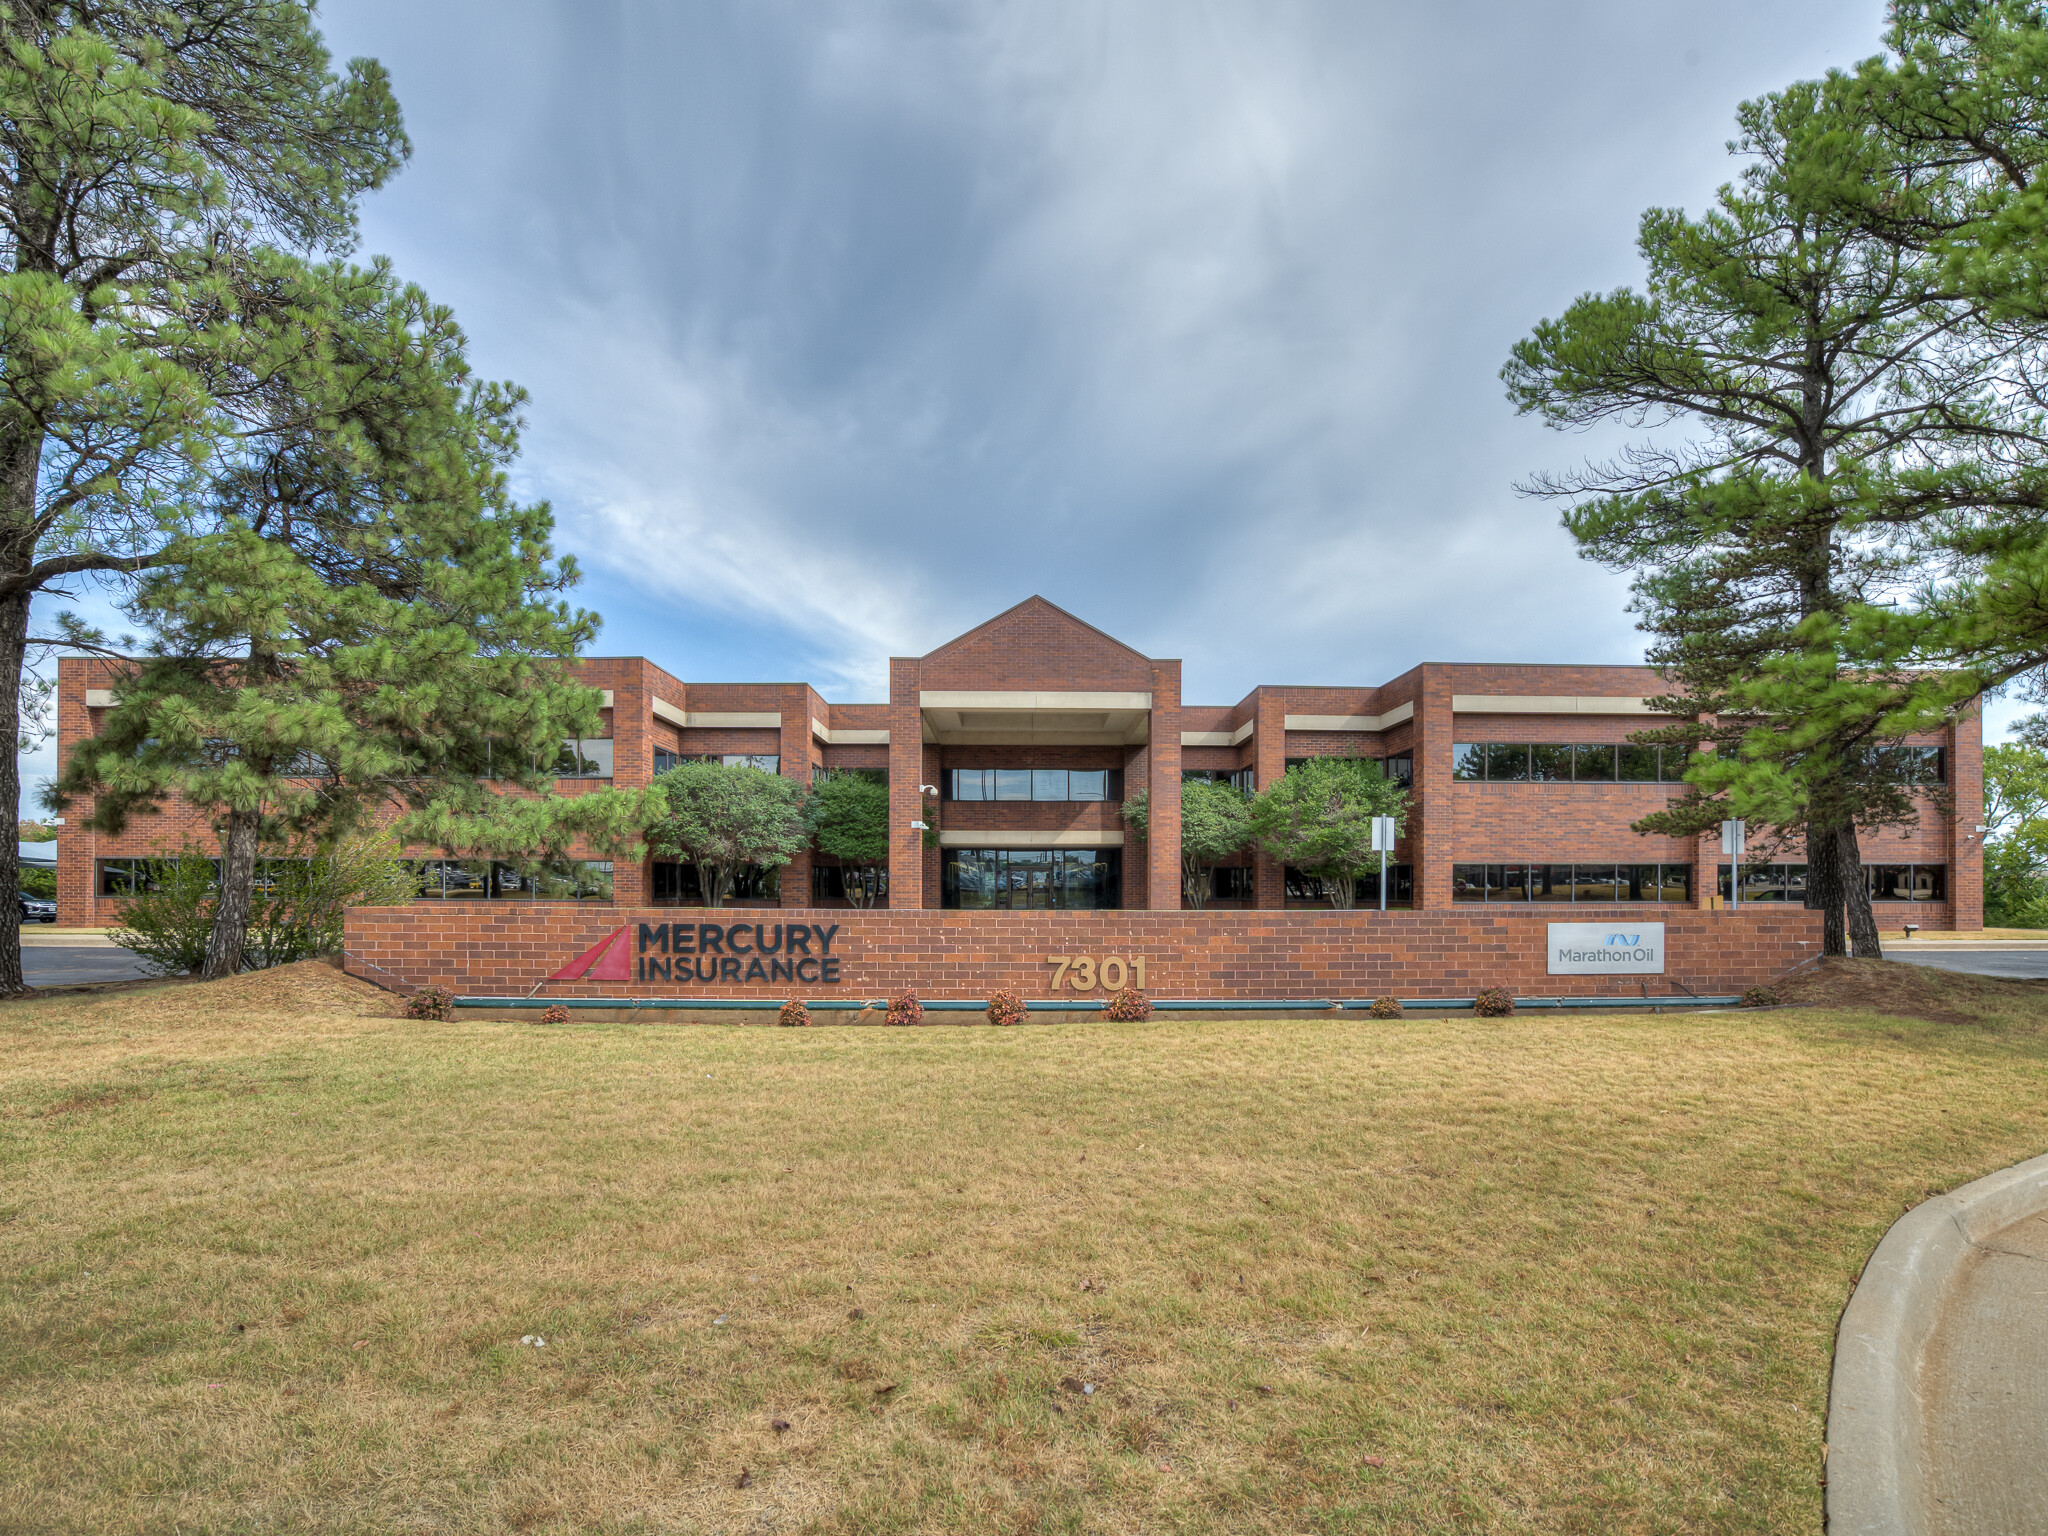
17;895;55;923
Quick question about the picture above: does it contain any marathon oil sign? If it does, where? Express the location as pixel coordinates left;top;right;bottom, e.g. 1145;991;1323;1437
1547;922;1665;975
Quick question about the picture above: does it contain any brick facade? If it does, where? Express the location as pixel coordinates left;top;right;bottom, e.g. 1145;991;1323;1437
342;903;1824;1002
54;596;1982;931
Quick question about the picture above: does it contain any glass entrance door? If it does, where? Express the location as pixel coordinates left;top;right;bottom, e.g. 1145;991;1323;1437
941;849;1121;909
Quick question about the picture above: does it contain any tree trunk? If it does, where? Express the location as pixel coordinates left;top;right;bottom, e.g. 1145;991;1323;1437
0;588;30;994
1183;858;1207;909
202;807;263;978
1806;820;1848;958
1839;822;1884;958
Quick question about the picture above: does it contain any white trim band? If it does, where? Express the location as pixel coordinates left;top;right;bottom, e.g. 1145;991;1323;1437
1284;701;1414;733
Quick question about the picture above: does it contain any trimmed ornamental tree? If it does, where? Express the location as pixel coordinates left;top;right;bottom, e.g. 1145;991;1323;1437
648;761;809;908
49;262;657;979
1247;757;1407;909
0;2;407;992
807;770;889;907
1121;778;1253;908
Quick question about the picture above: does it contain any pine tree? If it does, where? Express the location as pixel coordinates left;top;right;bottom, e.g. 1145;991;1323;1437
1502;78;2048;956
50;261;658;977
0;2;405;990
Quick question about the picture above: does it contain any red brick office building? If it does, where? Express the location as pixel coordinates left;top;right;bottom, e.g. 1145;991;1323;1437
52;596;1982;929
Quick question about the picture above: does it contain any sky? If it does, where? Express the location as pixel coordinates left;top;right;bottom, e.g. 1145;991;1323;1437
38;0;2038;804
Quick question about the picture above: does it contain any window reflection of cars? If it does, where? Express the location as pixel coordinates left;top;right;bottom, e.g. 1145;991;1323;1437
17;895;56;923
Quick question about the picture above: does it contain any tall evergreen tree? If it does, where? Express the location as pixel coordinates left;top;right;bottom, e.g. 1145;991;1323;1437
49;261;657;977
1502;79;2048;956
0;1;405;990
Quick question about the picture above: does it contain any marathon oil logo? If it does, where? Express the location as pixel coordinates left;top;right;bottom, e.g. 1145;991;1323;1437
548;921;848;986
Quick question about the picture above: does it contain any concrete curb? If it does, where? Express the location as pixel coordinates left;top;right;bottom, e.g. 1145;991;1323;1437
1827;1149;2048;1535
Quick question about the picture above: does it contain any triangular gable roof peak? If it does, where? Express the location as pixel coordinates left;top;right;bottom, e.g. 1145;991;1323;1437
915;597;1158;691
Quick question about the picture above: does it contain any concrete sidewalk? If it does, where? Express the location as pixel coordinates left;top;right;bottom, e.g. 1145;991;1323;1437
1829;1152;2048;1536
1921;1206;2048;1534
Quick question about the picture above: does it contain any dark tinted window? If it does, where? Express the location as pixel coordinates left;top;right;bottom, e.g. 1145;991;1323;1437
1384;752;1413;787
1529;746;1572;783
1574;744;1616;781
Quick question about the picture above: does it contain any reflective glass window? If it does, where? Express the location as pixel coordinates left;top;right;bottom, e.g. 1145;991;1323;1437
1452;744;1485;781
1657;864;1692;902
1069;769;1107;800
994;769;1031;801
1452;863;1489;902
1572;863;1622;902
1620;864;1657;901
1574;744;1617;781
1618;744;1659;782
950;768;989;801
1531;864;1573;902
555;738;614;778
1660;748;1693;783
1384;753;1413;788
1032;769;1069;801
1497;864;1534;901
1529;745;1573;782
1486;744;1531;781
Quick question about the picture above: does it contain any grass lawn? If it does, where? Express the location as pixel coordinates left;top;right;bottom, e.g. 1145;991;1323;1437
4;963;2048;1533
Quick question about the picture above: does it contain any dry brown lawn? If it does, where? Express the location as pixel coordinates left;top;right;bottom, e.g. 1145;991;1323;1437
4;961;2048;1533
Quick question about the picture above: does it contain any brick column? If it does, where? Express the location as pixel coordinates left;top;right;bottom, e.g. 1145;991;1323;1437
1415;667;1456;909
888;658;925;912
1952;702;1984;931
1148;662;1182;910
780;685;814;909
1254;690;1286;908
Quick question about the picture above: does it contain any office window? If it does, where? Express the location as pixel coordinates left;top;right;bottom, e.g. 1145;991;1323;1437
1209;866;1257;900
650;862;781;902
1485;743;1531;781
1384;752;1413;787
1618;744;1659;782
1881;745;1946;785
1032;769;1069;801
1716;863;1807;902
1284;865;1413;905
1452;744;1486;781
948;766;1122;801
653;747;680;774
555;738;615;778
1869;864;1947;901
812;865;888;902
1529;746;1573;783
1453;862;1692;902
1182;767;1254;793
1574;744;1617;782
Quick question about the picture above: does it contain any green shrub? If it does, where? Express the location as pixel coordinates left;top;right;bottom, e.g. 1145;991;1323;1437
403;985;456;1021
107;851;221;975
1473;986;1515;1018
885;989;922;1026
107;831;417;975
778;998;810;1027
1103;986;1152;1021
1368;996;1404;1019
987;988;1027;1026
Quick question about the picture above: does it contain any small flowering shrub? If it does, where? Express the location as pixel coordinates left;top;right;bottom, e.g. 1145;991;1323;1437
403;985;456;1021
885;988;923;1026
1742;985;1780;1008
1472;986;1515;1018
779;998;811;1028
987;988;1027;1026
1103;986;1152;1021
1367;996;1404;1019
539;1004;571;1026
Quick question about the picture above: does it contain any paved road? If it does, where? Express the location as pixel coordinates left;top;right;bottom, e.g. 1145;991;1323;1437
21;945;162;986
1889;949;2048;980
